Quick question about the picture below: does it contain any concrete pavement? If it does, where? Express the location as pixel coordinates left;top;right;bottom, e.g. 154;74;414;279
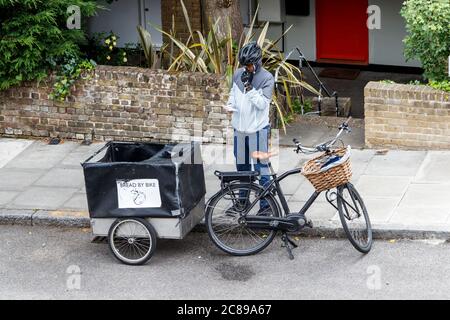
279;115;365;148
2;136;450;239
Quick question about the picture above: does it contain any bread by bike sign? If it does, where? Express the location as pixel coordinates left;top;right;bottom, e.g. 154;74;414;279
116;179;162;209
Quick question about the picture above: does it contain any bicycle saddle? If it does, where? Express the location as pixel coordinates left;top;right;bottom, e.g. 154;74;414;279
251;151;278;160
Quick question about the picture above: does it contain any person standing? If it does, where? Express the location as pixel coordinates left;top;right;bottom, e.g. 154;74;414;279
224;41;275;213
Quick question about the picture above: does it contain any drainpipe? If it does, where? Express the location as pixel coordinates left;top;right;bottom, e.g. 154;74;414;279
138;0;145;28
248;0;252;26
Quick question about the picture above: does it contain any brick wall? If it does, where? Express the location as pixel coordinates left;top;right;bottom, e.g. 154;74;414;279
365;81;450;149
0;65;231;143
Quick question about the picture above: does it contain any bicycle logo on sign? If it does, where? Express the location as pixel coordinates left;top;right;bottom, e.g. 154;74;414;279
131;189;146;206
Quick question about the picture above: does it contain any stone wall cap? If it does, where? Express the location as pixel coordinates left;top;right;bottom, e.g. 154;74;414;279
364;81;446;94
95;65;226;80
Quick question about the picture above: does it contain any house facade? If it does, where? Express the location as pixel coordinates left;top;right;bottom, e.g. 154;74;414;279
88;0;164;48
87;0;420;68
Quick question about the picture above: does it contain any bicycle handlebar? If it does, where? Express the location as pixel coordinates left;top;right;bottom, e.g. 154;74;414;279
293;117;352;154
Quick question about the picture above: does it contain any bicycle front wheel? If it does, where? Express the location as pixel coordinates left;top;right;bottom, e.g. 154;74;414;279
337;183;373;253
205;183;280;256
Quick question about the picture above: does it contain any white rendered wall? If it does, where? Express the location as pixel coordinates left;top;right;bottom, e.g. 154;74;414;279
88;0;162;47
368;0;420;67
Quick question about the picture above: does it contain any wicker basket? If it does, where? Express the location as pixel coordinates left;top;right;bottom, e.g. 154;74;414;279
301;148;352;192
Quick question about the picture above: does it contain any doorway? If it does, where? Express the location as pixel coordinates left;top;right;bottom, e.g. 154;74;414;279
316;0;369;64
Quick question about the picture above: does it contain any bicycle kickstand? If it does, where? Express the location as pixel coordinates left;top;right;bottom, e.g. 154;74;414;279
281;233;298;260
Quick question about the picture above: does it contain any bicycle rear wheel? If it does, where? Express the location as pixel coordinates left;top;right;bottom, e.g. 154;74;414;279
337;183;373;253
205;183;280;256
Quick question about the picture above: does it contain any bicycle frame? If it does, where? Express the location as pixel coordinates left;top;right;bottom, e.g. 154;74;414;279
228;165;321;219
226;167;363;226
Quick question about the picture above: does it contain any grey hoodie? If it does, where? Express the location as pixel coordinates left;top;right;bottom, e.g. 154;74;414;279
226;63;275;134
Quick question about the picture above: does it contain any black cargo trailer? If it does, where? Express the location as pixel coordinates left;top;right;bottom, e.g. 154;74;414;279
81;141;206;265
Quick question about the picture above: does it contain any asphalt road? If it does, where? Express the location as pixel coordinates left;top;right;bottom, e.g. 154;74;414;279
1;225;449;300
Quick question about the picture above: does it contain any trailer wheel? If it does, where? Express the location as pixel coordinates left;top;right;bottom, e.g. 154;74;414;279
108;218;157;265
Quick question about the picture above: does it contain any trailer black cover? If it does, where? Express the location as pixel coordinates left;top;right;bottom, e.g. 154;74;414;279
82;141;205;218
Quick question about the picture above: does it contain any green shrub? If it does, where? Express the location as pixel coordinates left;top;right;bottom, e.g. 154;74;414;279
86;31;132;66
292;98;313;114
0;0;98;90
429;80;450;92
401;0;450;81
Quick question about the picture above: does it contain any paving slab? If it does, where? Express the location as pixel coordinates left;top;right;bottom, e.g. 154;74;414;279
279;115;365;149
361;197;400;223
350;149;375;181
58;142;106;167
34;168;85;188
289;180;327;202
201;144;234;169
269;147;308;173
206;163;236;173
414;151;450;184
61;193;89;211
6;186;78;210
277;174;303;196
0;169;46;191
355;175;411;198
205;178;221;199
0;191;19;206
363;150;427;177
389;207;450;227
280;123;334;148
397;184;450;209
0;138;33;168
332;197;399;226
4;141;78;169
288;201;338;220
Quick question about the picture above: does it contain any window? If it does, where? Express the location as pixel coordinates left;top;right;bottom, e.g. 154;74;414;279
285;0;310;16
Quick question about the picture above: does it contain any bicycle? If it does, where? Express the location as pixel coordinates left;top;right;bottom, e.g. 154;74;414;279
205;117;372;259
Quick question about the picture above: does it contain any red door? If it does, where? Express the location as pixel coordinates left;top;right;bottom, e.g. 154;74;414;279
316;0;369;64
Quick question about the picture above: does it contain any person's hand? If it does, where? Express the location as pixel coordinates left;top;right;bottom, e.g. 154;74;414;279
223;104;237;112
241;70;254;92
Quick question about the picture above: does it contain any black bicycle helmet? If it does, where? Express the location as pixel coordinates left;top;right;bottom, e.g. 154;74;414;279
238;41;262;66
